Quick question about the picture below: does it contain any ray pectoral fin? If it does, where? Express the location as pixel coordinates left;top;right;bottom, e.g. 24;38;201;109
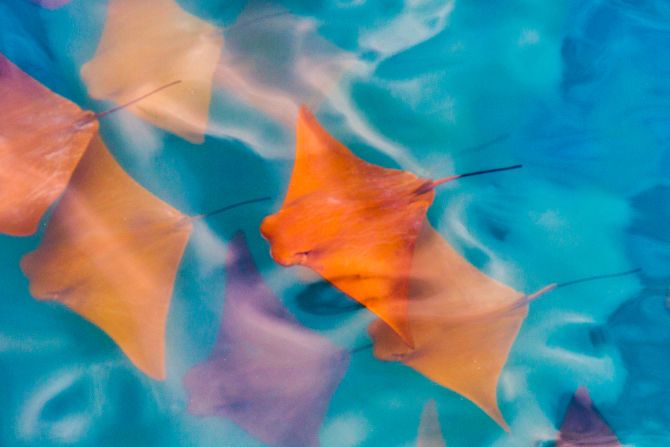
370;310;521;430
0;53;97;236
80;0;223;143
369;222;525;429
21;137;192;380
308;243;416;347
415;310;526;431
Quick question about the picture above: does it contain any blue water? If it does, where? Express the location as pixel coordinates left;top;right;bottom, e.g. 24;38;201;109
1;0;668;445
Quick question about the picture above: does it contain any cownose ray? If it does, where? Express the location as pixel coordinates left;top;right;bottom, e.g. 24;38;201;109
369;223;639;430
0;52;97;236
21;136;269;380
0;52;180;237
556;387;622;446
213;3;356;129
368;221;533;429
260;106;521;348
80;0;224;143
258;105;636;429
418;400;448;447
184;232;349;447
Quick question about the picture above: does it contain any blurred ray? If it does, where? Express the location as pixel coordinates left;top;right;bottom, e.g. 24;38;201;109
556;387;621;446
261;106;436;346
210;3;356;139
0;53;97;236
21;137;192;380
369;222;526;430
184;232;348;447
261;107;521;348
81;0;223;143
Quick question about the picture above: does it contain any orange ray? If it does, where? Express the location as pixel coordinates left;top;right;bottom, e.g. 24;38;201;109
261;107;521;347
369;221;527;429
80;0;223;143
418;400;447;447
21;137;192;380
260;107;436;346
0;53;98;236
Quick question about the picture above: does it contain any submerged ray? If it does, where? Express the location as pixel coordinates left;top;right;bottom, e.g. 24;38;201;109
0;53;97;236
557;387;622;446
184;232;348;447
214;4;355;128
369;221;526;429
80;0;223;143
261;107;520;347
261;107;436;346
21;137;192;380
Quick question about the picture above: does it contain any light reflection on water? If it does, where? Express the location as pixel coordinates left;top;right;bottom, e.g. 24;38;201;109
0;0;668;445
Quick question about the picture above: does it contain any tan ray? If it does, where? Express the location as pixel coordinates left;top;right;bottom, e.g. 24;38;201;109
369;221;527;429
21;137;192;379
80;0;223;143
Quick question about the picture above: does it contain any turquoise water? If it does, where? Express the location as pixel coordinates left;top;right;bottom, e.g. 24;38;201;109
1;0;668;445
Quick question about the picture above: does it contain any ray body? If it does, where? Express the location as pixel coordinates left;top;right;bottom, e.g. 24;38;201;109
369;222;526;429
80;0;223;143
557;388;622;446
184;233;348;447
261;107;435;346
0;53;97;236
21;137;192;380
214;5;355;128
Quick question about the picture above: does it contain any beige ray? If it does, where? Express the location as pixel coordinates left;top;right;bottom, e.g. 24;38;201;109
370;221;528;429
81;0;223;143
21;137;192;379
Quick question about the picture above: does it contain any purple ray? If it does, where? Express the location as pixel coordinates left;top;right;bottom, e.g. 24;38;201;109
557;387;622;446
183;232;349;447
